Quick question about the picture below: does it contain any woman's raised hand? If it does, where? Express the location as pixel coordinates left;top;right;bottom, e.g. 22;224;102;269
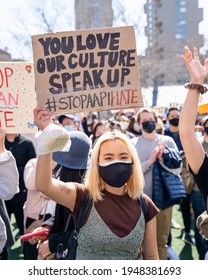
181;46;208;84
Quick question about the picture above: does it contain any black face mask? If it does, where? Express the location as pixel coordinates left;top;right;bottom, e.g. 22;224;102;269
98;161;133;188
204;127;208;135
142;121;156;133
169;118;179;127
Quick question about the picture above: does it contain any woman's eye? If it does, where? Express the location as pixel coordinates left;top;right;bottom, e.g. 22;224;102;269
121;156;129;160
104;157;112;161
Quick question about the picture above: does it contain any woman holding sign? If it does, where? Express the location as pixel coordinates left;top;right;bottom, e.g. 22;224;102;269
33;108;159;260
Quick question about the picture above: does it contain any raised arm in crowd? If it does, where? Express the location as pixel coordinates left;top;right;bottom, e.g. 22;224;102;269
179;46;208;211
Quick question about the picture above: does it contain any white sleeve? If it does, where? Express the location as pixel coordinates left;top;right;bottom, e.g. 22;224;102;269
23;158;37;191
0;150;19;200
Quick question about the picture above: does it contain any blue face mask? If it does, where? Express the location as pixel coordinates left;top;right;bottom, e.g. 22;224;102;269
98;160;133;188
64;125;74;132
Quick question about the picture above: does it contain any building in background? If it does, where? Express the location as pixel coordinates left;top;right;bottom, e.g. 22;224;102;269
0;49;11;61
75;0;113;29
140;0;204;93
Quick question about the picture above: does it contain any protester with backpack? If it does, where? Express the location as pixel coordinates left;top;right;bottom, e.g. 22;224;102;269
33;108;160;260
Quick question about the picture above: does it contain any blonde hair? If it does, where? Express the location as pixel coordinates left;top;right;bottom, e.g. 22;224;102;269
84;130;144;202
136;107;158;123
156;117;165;135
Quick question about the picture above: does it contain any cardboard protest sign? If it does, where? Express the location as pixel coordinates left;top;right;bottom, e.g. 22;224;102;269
32;26;143;115
0;62;37;133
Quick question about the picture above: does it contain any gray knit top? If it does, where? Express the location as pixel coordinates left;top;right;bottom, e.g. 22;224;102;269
76;205;145;260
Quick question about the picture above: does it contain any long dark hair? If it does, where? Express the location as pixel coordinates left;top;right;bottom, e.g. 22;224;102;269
52;164;86;183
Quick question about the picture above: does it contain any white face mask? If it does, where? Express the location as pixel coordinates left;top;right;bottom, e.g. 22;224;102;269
64;125;74;132
133;122;140;133
195;131;202;138
119;121;129;131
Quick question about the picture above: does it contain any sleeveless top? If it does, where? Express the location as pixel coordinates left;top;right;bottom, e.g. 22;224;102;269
76;204;145;260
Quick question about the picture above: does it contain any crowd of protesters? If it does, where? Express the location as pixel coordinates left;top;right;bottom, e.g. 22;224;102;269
1;46;208;260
